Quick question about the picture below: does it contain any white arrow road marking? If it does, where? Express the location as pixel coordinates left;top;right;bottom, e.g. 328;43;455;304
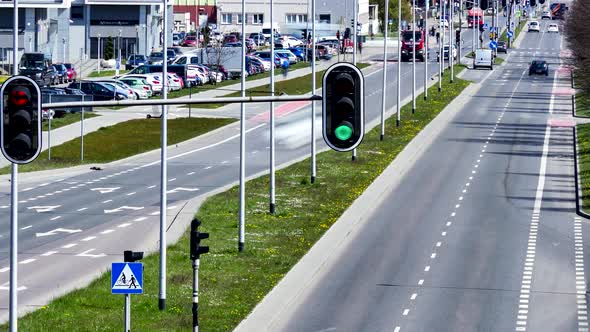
76;249;106;258
27;205;61;213
91;187;120;194
0;282;26;291
167;187;200;194
36;228;82;237
104;206;144;214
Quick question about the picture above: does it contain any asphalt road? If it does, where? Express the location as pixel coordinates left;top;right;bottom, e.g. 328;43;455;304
0;29;447;321
264;20;583;332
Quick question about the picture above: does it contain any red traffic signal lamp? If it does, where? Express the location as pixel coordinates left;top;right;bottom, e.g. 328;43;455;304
0;76;41;164
322;63;364;152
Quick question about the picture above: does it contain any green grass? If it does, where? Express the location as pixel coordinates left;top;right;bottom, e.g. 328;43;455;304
6;65;470;331
42;112;100;131
0;75;9;83
0;117;235;175
499;19;526;43
87;69;129;78
578;123;590;211
576;91;590;118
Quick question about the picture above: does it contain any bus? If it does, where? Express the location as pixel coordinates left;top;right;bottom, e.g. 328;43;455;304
467;8;484;28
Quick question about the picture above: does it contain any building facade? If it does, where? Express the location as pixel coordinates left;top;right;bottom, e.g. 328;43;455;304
173;0;216;32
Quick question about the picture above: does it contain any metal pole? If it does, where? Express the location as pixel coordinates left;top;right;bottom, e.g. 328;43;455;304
424;0;428;101
396;0;401;127
311;0;317;182
269;0;276;214
10;2;18;330
472;6;475;54
352;0;357;161
81;106;84;161
439;0;443;92
380;0;389;141
159;0;168;310
98;35;101;73
192;258;199;332
442;0;446;71
238;0;246;251
458;0;462;63
125;294;130;332
411;0;416;114
48;97;51;160
63;39;66;63
450;0;454;81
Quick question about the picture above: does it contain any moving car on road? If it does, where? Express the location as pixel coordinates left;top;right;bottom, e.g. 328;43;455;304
528;21;540;32
473;49;493;70
541;11;552;19
437;45;457;62
529;60;549;76
496;41;507;53
547;23;559;33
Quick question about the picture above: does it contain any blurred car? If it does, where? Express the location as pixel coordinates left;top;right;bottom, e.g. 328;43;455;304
208;64;229;80
250;33;267;46
173;33;181;46
249;55;271;71
63;63;77;82
119;77;153;99
125;54;148;70
224;42;243;47
541;11;552;19
528;21;540;32
120;74;165;94
306;45;332;60
318;41;339;55
437;45;457;62
69;81;128;100
166;73;183;91
246;38;257;52
94;79;137;100
275;49;298;64
54;64;68;84
496;41;507;53
288;47;305;61
224;35;238;44
253;51;282;67
49;65;60;85
529;60;549;76
182;35;199;47
148;51;164;65
547;23;559;33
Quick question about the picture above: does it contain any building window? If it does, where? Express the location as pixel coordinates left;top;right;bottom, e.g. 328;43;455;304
221;13;232;25
286;14;307;24
319;14;331;23
253;13;263;25
237;14;243;24
71;6;84;20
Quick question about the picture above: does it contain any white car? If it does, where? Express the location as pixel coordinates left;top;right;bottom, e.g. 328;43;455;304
547;23;559;33
121;74;165;94
96;80;137;100
166;73;183;91
528;21;540;32
541;11;552;19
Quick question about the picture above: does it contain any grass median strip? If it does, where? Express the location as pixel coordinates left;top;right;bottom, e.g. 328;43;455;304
578;124;590;210
7;65;469;331
576;91;590;118
42;112;100;131
0;117;235;175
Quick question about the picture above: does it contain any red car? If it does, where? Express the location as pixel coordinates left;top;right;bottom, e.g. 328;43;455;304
182;35;199;47
63;63;77;82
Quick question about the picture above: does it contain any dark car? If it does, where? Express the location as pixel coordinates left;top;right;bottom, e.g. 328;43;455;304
49;65;60;85
125;54;148;70
288;47;305;61
68;81;128;100
529;60;549;76
306;45;332;60
497;41;507;53
19;53;53;86
41;87;89;117
54;64;68;84
63;63;77;82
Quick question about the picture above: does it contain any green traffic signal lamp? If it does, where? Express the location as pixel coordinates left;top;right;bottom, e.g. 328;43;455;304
0;76;42;164
322;63;365;152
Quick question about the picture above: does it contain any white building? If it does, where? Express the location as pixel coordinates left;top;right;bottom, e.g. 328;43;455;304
216;0;372;37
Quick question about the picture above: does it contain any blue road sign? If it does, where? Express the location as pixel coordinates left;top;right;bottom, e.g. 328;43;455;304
507;30;514;37
111;262;143;294
483;23;489;30
489;41;498;49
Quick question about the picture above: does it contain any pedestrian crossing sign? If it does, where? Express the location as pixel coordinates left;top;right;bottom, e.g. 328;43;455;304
111;262;143;294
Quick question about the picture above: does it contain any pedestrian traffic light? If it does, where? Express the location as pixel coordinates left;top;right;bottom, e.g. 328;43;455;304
481;0;489;10
322;63;364;152
124;250;144;262
190;218;209;260
456;29;461;43
0;76;41;164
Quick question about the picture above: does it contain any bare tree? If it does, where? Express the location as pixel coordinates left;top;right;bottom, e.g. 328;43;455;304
564;0;590;93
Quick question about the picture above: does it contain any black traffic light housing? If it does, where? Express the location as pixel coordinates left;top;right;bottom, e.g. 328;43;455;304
190;218;209;260
480;0;489;10
0;76;41;164
124;250;144;262
530;0;536;6
322;63;365;152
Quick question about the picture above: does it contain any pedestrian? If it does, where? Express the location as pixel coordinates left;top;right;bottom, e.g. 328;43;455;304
281;59;289;77
358;40;363;54
436;31;440;45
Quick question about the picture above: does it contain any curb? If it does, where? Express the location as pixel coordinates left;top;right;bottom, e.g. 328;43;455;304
573;126;590;219
235;75;486;331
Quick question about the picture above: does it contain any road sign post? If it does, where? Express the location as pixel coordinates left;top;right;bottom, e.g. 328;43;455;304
113;251;144;332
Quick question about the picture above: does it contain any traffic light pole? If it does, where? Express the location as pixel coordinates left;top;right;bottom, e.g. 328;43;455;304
311;0;317;182
192;257;200;332
380;0;389;140
458;0;462;64
450;0;454;82
396;0;401;127
9;0;18;330
438;0;442;92
269;0;275;214
411;0;416;114
423;0;428;101
352;0;357;161
238;0;246;251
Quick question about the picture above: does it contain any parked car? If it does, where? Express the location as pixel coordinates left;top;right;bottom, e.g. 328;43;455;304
253;51;283;67
529;60;549;76
166;73;183;91
68;81;128;100
125;54;148;70
208;64;229;80
246;38;257;52
250;33;267;46
288;47;306;61
275;49;298;64
54;64;68;84
119;77;153;99
49;65;60;85
173;33;182;46
124;64;190;87
94;79;137;100
63;63;77;82
19;53;53;86
224;35;238;44
182;35;199;47
248;55;271;71
148;51;164;65
224;42;243;47
307;45;332;60
120;74;165;94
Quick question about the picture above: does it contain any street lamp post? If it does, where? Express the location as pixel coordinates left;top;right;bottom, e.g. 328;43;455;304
380;0;389;140
116;29;122;77
97;33;101;73
396;0;401;127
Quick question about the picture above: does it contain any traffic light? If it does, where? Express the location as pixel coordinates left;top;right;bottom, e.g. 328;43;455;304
530;0;536;6
538;0;544;3
456;29;461;43
124;250;144;262
481;0;489;10
190;218;209;260
0;76;41;164
322;63;364;152
502;0;507;7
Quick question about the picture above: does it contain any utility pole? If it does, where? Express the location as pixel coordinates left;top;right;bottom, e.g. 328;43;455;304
458;0;462;63
438;0;443;92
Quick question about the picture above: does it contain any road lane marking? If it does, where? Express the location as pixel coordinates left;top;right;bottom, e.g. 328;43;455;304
20;225;32;230
76;249;107;258
148;185;156;189
118;223;132;228
0;267;8;273
62;243;78;249
102;199;113;204
134;217;147;222
41;251;58;256
19;259;36;264
100;229;115;234
77;207;88;212
81;236;96;242
50;216;61;221
575;217;588;332
127;192;136;196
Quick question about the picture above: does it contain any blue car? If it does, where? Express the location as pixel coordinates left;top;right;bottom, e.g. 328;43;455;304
288;47;305;61
125;54;148;70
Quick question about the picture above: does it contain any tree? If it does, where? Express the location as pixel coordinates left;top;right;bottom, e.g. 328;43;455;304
370;0;412;33
564;0;590;93
104;36;114;60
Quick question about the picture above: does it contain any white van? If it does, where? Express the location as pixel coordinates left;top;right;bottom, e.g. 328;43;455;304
473;49;493;70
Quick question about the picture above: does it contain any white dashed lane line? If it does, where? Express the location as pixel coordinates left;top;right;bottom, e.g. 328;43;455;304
19;259;36;265
81;236;96;242
574;217;588;332
61;243;77;249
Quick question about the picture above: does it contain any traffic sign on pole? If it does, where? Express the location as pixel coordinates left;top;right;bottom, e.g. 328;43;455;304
112;262;143;294
507;30;514;37
489;40;498;49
